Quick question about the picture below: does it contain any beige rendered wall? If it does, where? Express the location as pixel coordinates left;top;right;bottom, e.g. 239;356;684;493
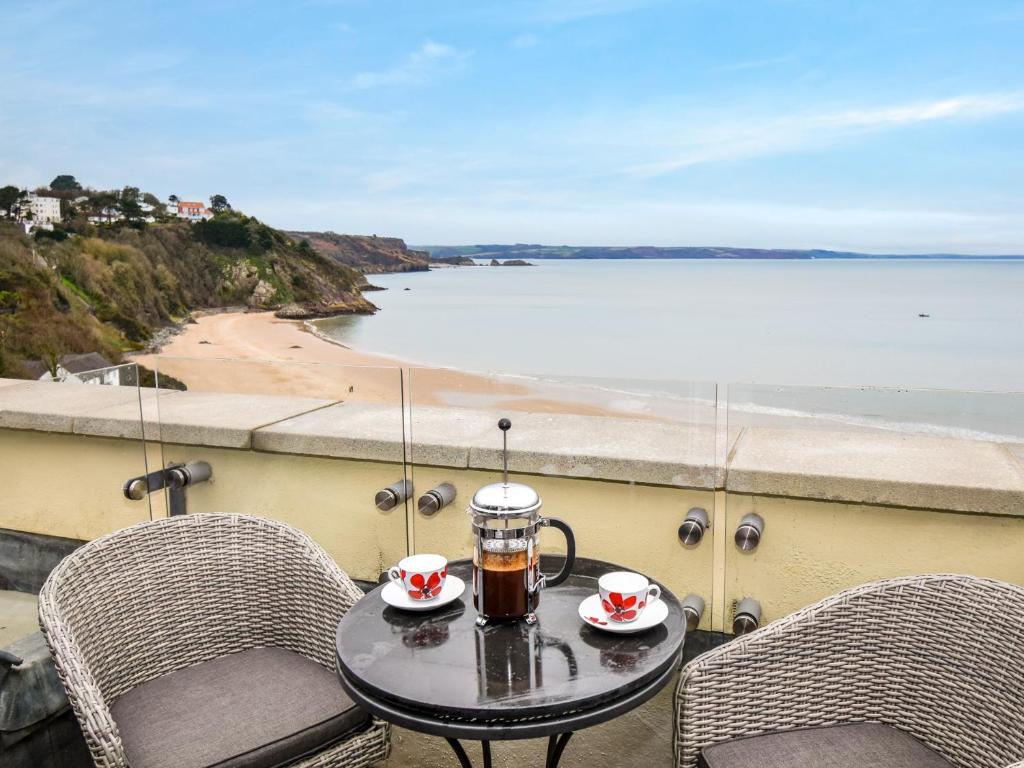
3;428;1024;634
722;494;1024;625
0;429;155;541
409;463;716;630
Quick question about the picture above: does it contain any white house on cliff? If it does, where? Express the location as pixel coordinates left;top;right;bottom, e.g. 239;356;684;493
166;199;213;221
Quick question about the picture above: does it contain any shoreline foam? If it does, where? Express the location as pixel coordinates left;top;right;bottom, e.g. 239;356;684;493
131;310;1024;443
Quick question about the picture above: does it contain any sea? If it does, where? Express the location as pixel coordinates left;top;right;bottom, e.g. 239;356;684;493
317;259;1024;442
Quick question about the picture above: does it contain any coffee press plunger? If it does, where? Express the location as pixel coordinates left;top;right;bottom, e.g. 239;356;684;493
469;418;576;626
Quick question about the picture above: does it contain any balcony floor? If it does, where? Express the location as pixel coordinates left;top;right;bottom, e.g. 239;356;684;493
0;590;38;648
382;680;676;768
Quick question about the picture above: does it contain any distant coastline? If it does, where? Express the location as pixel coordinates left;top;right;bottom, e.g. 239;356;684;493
418;244;1024;261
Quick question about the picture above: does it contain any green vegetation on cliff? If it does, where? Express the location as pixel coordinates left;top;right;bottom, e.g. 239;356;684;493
289;231;430;273
0;213;375;379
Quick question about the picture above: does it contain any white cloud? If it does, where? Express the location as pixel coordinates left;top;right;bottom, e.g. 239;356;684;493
245;192;1024;255
510;33;541;49
627;92;1024;176
713;54;796;73
819;93;1024;127
351;40;468;89
304;101;368;123
120;48;188;73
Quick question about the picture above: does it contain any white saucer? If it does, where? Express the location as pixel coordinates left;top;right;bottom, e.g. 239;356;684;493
577;593;668;634
381;575;466;612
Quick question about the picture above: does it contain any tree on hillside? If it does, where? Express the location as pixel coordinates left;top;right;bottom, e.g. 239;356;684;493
168;194;179;203
50;175;81;192
142;192;161;206
119;187;142;220
0;185;19;214
210;194;231;213
121;198;142;221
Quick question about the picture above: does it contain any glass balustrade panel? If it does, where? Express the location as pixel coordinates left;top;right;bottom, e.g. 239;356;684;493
0;362;149;624
150;355;408;584
407;366;718;633
722;382;1024;633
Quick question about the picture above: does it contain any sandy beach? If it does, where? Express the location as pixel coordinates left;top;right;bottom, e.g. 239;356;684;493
132;311;630;416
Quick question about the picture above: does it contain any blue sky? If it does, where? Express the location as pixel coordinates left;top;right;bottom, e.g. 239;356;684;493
2;0;1023;252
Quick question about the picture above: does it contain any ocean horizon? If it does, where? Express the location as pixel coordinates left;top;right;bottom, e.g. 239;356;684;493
319;258;1024;388
316;258;1024;442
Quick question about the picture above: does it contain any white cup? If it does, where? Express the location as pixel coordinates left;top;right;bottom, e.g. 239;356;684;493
598;571;661;623
387;553;448;601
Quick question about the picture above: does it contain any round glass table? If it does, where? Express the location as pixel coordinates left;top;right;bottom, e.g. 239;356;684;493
335;557;686;768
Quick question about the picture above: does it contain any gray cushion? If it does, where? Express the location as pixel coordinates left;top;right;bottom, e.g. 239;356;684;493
700;723;954;768
110;647;368;768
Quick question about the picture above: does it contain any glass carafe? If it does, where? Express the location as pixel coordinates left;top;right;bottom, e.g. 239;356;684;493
470;482;575;626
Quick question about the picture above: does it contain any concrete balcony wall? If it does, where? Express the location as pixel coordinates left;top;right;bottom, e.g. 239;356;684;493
0;430;153;542
1;377;1023;631
404;463;716;629
723;494;1024;626
159;444;411;584
2;378;1024;768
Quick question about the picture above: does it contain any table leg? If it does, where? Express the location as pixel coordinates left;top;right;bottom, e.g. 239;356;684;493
444;738;492;768
545;733;573;768
445;738;473;768
443;735;570;767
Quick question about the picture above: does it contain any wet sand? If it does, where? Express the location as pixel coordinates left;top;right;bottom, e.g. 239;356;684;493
132;311;624;415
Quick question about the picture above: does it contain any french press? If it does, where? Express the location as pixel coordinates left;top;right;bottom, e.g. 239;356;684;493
469;418;576;626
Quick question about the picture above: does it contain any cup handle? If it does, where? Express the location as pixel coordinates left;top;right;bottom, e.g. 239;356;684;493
538;517;576;588
646;584;661;604
386;566;403;585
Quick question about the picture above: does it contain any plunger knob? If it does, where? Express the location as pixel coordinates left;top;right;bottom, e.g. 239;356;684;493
498;418;512;484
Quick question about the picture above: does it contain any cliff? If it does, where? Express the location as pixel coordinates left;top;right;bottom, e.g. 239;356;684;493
420;244;1024;260
287;231;430;274
489;258;533;266
429;255;477;266
0;216;374;378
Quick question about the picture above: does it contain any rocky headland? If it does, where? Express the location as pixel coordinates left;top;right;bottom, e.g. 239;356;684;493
429;255;477;266
490;258;534;266
288;231;430;274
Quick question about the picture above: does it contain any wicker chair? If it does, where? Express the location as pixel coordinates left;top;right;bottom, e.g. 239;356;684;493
38;513;390;768
675;574;1024;768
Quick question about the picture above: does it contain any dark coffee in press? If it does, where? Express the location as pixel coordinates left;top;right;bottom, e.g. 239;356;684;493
473;549;540;620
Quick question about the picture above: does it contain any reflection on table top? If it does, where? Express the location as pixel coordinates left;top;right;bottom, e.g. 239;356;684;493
335;558;686;723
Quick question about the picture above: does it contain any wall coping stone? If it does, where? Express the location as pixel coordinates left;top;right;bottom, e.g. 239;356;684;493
0;382;161;435
728;426;1024;516
2;379;1023;515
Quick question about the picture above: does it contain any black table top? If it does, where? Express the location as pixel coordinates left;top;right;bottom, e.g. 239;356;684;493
335;557;686;739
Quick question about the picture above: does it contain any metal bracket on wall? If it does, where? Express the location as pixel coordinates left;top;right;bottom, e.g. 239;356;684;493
123;461;212;516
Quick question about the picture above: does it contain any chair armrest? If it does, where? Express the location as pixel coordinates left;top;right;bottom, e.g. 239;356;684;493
39;593;129;767
675;624;839;768
275;521;365;669
674;575;1024;768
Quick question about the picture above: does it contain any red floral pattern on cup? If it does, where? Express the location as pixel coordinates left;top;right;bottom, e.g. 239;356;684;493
408;570;443;600
598;571;661;624
387;555;448;602
601;592;639;622
586;615;608;626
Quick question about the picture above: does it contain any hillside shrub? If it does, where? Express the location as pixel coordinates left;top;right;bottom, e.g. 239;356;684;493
193;217;251;249
34;226;68;242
